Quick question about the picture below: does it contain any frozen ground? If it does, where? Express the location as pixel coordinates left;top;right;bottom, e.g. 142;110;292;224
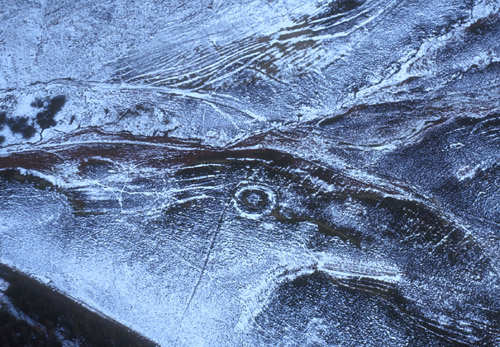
1;0;500;346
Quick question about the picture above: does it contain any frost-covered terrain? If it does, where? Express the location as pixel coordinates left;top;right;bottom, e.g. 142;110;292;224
1;0;500;346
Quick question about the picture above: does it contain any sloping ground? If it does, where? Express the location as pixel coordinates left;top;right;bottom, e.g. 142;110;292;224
1;1;500;346
0;265;156;347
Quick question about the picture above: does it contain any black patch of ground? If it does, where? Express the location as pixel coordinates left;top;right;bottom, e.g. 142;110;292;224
0;265;157;347
34;95;66;129
0;309;62;347
30;98;45;109
7;117;36;139
0;112;6;129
